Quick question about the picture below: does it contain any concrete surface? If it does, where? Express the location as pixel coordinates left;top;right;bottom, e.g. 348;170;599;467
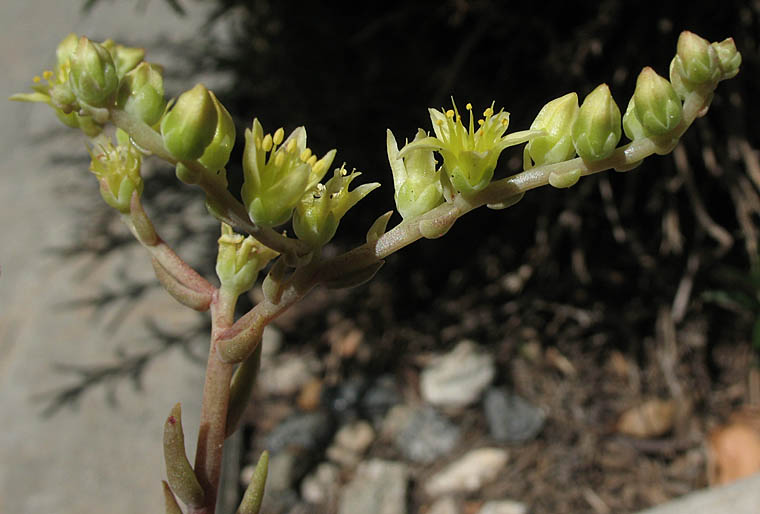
0;1;218;513
635;472;760;514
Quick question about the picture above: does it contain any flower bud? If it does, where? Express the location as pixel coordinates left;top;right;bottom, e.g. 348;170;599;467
711;38;741;80
631;67;682;137
293;166;380;248
88;140;143;213
524;92;579;168
160;83;218;160
572;84;621;161
674;31;721;86
100;38;145;78
116;62;166;126
216;223;278;296
55;33;79;69
198;91;236;174
387;129;443;219
68;36;119;107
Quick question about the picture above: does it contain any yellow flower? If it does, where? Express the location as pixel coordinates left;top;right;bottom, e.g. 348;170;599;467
399;101;541;196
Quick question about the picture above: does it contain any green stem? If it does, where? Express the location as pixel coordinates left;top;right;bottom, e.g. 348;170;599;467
190;287;238;514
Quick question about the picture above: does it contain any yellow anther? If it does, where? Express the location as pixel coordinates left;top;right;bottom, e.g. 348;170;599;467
501;118;508;126
286;139;297;153
274;150;285;167
32;76;41;83
312;160;325;175
300;148;312;161
483;107;494;117
466;103;472;110
42;70;53;80
340;167;348;176
273;127;284;145
435;119;444;126
478;119;485;126
456;114;461;122
307;155;318;167
254;135;263;149
445;109;455;118
261;133;273;152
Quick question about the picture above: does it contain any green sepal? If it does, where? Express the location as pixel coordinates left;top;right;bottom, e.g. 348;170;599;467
160;83;218;160
236;452;269;514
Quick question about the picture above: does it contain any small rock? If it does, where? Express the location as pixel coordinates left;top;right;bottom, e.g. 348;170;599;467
335;420;375;454
384;405;460;464
260;352;322;396
708;410;760;485
297;377;323;411
425;448;509;496
484;389;546;443
339;459;409;514
323;376;366;420
261;325;283;357
301;462;341;505
478;499;528;514
266;411;332;453
428;496;460;514
420;340;496;408
616;398;675;438
361;375;402;425
327;420;376;468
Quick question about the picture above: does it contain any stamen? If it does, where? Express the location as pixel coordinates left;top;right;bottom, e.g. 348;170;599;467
466;103;472;110
435;119;444;126
483;107;494;117
273;128;284;145
286;139;297;153
445;109;455;119
261;134;273;152
274;151;285;167
32;76;41;83
307;155;317;167
300;148;312;162
254;135;263;149
478;119;485;126
42;70;53;80
501;118;508;126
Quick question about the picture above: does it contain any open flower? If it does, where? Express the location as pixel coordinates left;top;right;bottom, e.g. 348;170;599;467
241;119;336;228
399;101;542;196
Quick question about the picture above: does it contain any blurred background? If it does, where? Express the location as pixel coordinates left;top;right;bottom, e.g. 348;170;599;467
2;0;760;513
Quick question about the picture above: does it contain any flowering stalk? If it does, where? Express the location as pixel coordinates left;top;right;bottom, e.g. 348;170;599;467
9;29;741;514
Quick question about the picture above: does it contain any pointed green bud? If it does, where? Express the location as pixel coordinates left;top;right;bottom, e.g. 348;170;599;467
116;62;166;126
237;451;269;514
216;223;278;296
100;38;145;78
68;36;119;107
160;84;218;160
163;403;205;509
524;92;579;168
88;139;143;213
711;38;741;80
572;84;621;161
198;91;236;175
631;67;682;137
674;31;721;86
241;119;335;227
293;166;380;248
387;129;443;219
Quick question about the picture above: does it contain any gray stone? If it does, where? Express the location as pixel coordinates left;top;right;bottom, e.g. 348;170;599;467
361;375;402;425
300;461;341;505
259;352;322;396
428;496;460;514
478;499;529;514
420;340;496;408
385;405;460;464
425;448;509;496
484;389;546;443
339;459;409;514
266;411;332;453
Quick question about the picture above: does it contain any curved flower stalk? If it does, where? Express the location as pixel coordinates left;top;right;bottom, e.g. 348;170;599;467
399;101;542;196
